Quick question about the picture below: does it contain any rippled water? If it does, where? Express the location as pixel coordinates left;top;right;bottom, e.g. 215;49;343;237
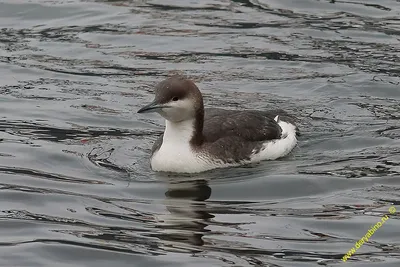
0;0;399;266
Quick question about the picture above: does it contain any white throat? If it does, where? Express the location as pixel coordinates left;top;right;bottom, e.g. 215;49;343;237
163;119;196;145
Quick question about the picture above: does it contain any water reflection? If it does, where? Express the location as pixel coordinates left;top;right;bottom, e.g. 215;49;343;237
156;177;213;250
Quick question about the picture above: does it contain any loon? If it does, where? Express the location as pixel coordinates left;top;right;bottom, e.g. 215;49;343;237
137;76;299;173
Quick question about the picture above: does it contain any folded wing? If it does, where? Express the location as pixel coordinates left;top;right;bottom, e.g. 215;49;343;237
203;108;284;142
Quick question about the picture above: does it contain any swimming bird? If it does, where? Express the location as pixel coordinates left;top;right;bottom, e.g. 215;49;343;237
138;76;299;173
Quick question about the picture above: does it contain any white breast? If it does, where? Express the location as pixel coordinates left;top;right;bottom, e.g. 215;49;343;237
150;119;212;173
151;138;210;173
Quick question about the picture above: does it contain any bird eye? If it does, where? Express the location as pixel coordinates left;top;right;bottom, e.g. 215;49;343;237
172;97;179;101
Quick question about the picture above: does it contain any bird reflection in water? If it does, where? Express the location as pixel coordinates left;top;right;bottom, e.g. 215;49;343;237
155;177;213;251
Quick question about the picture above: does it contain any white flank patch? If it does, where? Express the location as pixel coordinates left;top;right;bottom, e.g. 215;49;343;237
250;120;298;162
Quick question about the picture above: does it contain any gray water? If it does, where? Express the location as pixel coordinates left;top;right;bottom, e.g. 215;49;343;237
0;0;399;266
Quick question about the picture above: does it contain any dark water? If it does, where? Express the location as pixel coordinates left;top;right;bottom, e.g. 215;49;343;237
1;0;399;266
